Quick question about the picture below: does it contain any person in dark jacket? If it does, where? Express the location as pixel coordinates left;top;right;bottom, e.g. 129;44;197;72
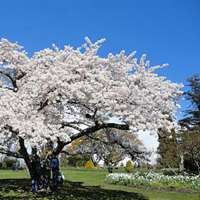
108;162;113;173
31;155;41;192
50;152;60;190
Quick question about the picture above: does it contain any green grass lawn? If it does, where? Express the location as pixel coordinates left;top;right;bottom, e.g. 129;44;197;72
0;168;199;200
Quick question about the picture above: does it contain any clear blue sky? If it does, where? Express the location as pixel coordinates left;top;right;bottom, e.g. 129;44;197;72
0;0;199;117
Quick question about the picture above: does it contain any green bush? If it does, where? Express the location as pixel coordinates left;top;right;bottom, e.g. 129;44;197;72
67;154;90;167
162;168;180;176
85;159;95;169
76;160;85;167
4;159;16;168
0;159;17;169
125;160;134;173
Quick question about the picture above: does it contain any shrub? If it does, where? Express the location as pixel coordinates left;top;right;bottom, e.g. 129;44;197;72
67;155;82;167
162;168;180;176
76;160;85;167
4;159;16;169
67;154;90;167
125;160;134;173
85;159;95;169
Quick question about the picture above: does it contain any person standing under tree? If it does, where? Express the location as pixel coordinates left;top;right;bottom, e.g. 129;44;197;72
108;162;113;173
50;152;60;190
31;154;41;192
45;154;52;191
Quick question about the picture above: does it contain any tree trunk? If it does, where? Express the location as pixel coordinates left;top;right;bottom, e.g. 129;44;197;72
18;137;67;179
54;139;67;156
18;137;35;179
179;153;184;172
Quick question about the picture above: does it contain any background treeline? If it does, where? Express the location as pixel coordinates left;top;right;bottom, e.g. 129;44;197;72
157;74;200;174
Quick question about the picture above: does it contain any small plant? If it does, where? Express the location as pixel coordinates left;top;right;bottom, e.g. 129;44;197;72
85;159;95;169
125;160;134;173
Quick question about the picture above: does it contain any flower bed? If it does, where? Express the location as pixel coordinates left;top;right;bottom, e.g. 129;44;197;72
105;172;200;191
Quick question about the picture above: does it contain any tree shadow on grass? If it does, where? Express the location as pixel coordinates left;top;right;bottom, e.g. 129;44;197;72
0;179;148;200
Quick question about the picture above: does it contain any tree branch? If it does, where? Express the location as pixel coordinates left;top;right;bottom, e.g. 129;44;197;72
4;124;19;135
68;122;129;143
55;122;130;155
37;87;57;111
0;148;23;158
0;70;18;92
67;99;94;112
38;99;49;111
54;137;68;155
61;122;83;132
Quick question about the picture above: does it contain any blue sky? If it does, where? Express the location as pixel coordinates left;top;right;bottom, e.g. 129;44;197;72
0;0;199;118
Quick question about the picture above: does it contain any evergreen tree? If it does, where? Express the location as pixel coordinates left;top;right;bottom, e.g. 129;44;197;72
180;74;200;128
179;74;200;173
157;129;180;168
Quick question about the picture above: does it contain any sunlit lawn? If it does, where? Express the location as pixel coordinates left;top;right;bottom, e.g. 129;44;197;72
0;168;199;200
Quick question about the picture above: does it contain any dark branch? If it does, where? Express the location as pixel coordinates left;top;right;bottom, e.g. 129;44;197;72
0;70;18;92
4;125;19;135
67;99;94;112
68;122;129;144
38;99;49;111
60;122;83;132
37;87;57;111
0;148;23;158
15;71;26;80
54;137;68;155
55;122;129;155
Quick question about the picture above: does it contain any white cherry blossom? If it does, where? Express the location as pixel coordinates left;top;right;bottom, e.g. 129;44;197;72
0;37;183;156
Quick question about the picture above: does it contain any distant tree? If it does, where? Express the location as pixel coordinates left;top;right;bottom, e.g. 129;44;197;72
179;74;200;173
181;130;200;173
180;74;200;128
64;154;89;167
65;129;148;167
157;129;180;168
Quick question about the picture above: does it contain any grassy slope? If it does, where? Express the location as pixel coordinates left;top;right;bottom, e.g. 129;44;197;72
0;168;199;200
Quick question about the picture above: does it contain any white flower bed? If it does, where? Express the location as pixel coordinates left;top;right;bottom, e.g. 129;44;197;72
105;172;200;191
